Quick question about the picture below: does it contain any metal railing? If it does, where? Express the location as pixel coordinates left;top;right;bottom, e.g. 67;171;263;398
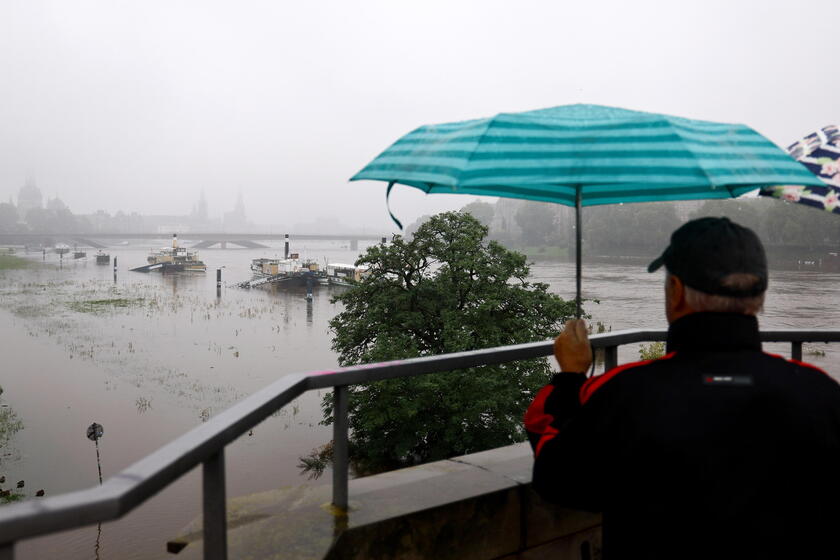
1;328;838;559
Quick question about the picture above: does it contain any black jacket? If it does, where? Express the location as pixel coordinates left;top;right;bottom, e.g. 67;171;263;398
525;313;840;559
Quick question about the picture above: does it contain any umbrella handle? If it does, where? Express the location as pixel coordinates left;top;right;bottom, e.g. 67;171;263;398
575;186;582;318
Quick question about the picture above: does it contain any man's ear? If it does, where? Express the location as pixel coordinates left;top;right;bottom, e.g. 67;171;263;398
667;274;693;323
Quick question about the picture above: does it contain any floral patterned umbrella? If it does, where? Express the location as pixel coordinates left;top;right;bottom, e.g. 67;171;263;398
760;125;840;213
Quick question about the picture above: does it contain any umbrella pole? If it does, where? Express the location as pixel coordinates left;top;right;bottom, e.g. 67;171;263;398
575;186;582;319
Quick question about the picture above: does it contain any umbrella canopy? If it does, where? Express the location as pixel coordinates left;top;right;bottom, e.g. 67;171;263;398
351;104;824;316
760;125;840;213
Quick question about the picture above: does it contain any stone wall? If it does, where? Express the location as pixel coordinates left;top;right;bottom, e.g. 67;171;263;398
168;443;602;559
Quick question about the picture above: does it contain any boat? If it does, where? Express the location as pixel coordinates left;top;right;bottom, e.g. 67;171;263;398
325;263;369;287
251;253;320;277
95;251;110;265
240;254;323;288
131;234;206;273
73;250;87;259
54;243;70;255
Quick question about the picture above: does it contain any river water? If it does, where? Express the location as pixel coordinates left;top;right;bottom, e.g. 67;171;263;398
1;242;838;559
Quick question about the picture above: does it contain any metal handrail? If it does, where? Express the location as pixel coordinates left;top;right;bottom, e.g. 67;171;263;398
1;328;838;559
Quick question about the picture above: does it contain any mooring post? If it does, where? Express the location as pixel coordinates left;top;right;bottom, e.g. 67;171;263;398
381;237;386;244
284;234;289;259
216;268;222;287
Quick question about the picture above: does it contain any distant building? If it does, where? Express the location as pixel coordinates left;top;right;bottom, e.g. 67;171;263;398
45;197;69;212
223;192;250;231
191;190;209;224
17;180;43;220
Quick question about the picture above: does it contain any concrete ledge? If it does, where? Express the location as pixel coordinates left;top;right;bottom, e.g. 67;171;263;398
167;443;602;559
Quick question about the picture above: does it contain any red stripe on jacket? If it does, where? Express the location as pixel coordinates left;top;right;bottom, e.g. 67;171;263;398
524;384;557;435
579;352;677;405
535;425;559;456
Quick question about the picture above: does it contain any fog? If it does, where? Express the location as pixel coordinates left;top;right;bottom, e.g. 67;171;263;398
1;0;838;233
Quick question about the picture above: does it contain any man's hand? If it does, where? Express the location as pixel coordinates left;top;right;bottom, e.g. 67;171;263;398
554;319;593;373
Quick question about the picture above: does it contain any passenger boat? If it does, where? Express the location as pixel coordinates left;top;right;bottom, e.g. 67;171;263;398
241;254;322;288
131;234;206;273
250;253;320;278
73;249;87;259
325;263;369;287
95;251;110;265
54;243;70;255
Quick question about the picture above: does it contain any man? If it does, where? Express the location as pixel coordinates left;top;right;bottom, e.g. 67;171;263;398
524;217;840;559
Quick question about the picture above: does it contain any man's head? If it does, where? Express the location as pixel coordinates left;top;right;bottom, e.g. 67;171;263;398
648;217;767;323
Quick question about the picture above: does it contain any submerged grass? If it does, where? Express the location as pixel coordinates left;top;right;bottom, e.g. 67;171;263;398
68;298;146;314
0;255;33;270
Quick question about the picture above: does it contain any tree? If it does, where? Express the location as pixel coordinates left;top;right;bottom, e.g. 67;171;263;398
322;212;577;474
0;203;20;233
460;200;495;227
514;201;558;246
585;202;680;255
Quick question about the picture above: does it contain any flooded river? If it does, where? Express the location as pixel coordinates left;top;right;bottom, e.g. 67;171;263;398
1;242;839;559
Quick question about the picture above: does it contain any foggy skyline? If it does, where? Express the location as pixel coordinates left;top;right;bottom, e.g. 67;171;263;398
1;0;838;232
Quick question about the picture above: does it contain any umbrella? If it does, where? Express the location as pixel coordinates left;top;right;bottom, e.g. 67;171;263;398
759;125;840;213
351;104;824;317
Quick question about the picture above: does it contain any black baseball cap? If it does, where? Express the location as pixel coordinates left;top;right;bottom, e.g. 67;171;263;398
647;217;768;297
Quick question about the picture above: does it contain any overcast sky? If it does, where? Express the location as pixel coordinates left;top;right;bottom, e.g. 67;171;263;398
1;0;837;233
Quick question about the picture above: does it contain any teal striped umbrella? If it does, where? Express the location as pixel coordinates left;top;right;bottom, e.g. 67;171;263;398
351;104;824;316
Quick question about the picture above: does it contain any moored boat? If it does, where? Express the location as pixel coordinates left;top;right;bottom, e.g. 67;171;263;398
325;263;369;287
131;234;206;273
241;254;323;288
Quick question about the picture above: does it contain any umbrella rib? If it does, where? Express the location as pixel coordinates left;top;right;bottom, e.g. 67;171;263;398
455;117;495;192
668;119;721;194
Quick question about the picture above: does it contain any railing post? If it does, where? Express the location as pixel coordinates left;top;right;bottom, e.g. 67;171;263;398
333;385;349;511
202;449;227;560
604;345;618;373
791;341;803;362
0;543;13;560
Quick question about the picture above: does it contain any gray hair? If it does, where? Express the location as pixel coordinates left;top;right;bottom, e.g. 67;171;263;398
670;272;766;315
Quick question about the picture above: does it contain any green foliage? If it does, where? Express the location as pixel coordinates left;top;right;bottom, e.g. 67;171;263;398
689;197;840;247
585;202;681;255
0;255;32;270
514;201;558;246
0;492;24;504
0;203;22;234
639;341;666;361
460;200;495;227
67;298;145;314
297;441;333;480
324;212;577;474
0;387;23;467
806;346;826;358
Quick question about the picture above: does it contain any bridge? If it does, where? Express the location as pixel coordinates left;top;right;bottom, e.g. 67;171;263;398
0;329;837;559
0;232;389;251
